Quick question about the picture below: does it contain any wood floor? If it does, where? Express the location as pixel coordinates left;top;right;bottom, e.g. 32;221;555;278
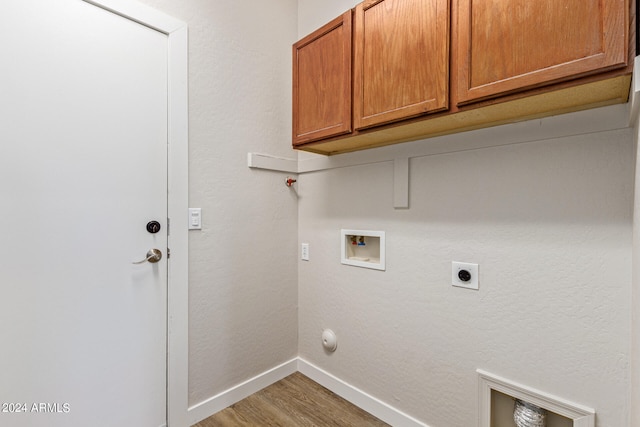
192;372;390;426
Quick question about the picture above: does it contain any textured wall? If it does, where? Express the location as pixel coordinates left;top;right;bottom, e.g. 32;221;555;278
632;117;640;427
297;0;356;36
136;0;300;407
126;2;636;425
297;3;634;426
298;128;634;426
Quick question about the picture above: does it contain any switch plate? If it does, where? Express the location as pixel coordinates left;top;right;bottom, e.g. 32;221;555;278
452;261;479;290
188;208;202;230
301;243;309;261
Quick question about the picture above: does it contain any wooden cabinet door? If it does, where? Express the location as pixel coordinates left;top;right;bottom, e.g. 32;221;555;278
353;0;450;130
456;0;628;104
293;11;352;145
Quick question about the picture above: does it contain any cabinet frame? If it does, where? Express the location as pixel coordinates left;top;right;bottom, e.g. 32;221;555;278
292;0;634;155
292;11;353;145
455;0;629;104
353;0;450;130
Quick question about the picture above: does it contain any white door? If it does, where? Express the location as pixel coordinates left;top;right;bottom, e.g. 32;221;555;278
0;1;168;426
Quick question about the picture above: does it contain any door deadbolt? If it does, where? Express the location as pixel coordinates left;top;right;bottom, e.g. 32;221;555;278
146;221;161;234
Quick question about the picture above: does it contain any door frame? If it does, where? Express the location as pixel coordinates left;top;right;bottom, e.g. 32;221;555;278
82;1;189;425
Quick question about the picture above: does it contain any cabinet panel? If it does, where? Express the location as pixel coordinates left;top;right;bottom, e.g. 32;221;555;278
456;0;628;104
354;0;450;130
293;11;352;145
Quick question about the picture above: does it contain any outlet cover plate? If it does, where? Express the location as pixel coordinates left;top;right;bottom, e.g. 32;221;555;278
189;208;202;230
452;261;479;290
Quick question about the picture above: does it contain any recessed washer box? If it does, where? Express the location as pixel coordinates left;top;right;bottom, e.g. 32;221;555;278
341;229;385;271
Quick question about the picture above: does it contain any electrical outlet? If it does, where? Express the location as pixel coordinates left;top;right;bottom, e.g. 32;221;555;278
301;243;309;261
452;261;479;290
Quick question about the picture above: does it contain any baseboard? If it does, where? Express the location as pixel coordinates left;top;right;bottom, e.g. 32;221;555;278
187;357;430;427
297;358;431;427
187;358;298;425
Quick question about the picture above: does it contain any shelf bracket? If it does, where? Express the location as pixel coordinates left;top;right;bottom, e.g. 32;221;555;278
393;157;409;209
247;153;298;173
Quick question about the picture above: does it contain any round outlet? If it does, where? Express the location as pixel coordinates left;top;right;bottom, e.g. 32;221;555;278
458;269;471;282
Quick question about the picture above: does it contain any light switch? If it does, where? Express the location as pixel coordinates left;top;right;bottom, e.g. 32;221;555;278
301;243;309;261
189;208;202;230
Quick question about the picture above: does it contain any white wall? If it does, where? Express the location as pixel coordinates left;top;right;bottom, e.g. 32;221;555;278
297;0;355;36
136;0;300;408
632;128;639;427
631;71;640;427
120;2;635;426
297;4;634;427
298;125;634;426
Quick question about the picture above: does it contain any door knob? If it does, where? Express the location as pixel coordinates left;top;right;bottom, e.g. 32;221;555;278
132;249;163;264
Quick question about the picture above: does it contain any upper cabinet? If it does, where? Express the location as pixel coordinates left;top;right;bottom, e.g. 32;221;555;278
292;0;633;155
456;0;629;104
293;11;352;145
353;0;450;129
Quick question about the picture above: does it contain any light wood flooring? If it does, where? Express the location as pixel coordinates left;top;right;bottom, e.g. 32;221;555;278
192;372;390;426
